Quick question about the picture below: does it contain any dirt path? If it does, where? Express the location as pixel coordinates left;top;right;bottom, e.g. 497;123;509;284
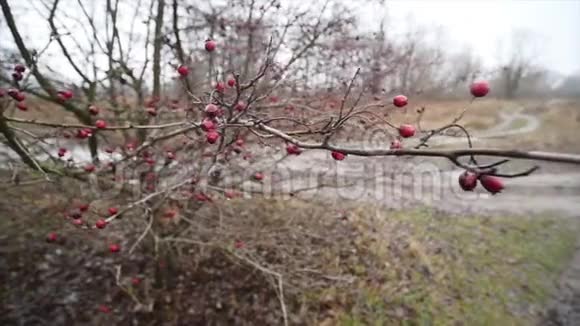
411;106;541;147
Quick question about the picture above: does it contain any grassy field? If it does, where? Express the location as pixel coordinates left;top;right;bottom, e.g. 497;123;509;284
335;205;577;325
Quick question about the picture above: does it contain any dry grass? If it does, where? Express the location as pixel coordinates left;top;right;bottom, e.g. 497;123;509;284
512;99;580;152
389;98;510;131
1;179;577;325
447;98;580;154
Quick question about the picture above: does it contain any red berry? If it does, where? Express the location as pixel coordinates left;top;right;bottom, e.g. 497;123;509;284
109;243;121;253
75;129;89;139
46;232;58;243
57;148;67;157
131;277;141;286
72;219;83;226
470;80;490;97
144;108;156;117
145;98;157;108
98;305;111;313
88;105;99;115
286;143;302;155
234;240;245;249
195;193;210;202
398;124;415;138
234;101;246;112
479;175;504;194
16;102;27;111
145;172;157;182
458;171;478;191
393;95;408;108
95;119;107;129
225;190;237;199
253;172;264;181
227;78;236;87
0;88;5;97
331;150;346;161
177;65;189;77
235;138;244;146
201;118;216;131
390;139;402;150
108;207;118;216
14;92;25;102
204;104;219;117
164;210;177;218
12;72;23;81
79;203;90;212
206;130;220;144
166;151;175;160
84;164;96;173
8;88;24;101
95;219;107;229
14;64;26;73
59;90;73;100
205;39;217;52
215;82;226;93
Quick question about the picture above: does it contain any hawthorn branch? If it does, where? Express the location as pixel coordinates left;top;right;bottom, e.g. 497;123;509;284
48;0;92;84
129;208;154;254
4;117;189;130
228;251;289;326
251;121;580;170
103;177;193;224
0;0;99;161
416;98;476;148
336;68;360;121
0;115;49;179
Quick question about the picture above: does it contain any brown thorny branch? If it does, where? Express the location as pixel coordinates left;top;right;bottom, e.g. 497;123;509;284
1;42;580;187
1;0;100;159
3;53;579;208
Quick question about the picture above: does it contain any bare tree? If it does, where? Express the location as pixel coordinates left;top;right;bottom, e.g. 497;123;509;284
495;29;540;99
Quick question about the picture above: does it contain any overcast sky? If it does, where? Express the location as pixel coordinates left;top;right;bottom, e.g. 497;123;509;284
360;0;580;76
2;0;579;79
